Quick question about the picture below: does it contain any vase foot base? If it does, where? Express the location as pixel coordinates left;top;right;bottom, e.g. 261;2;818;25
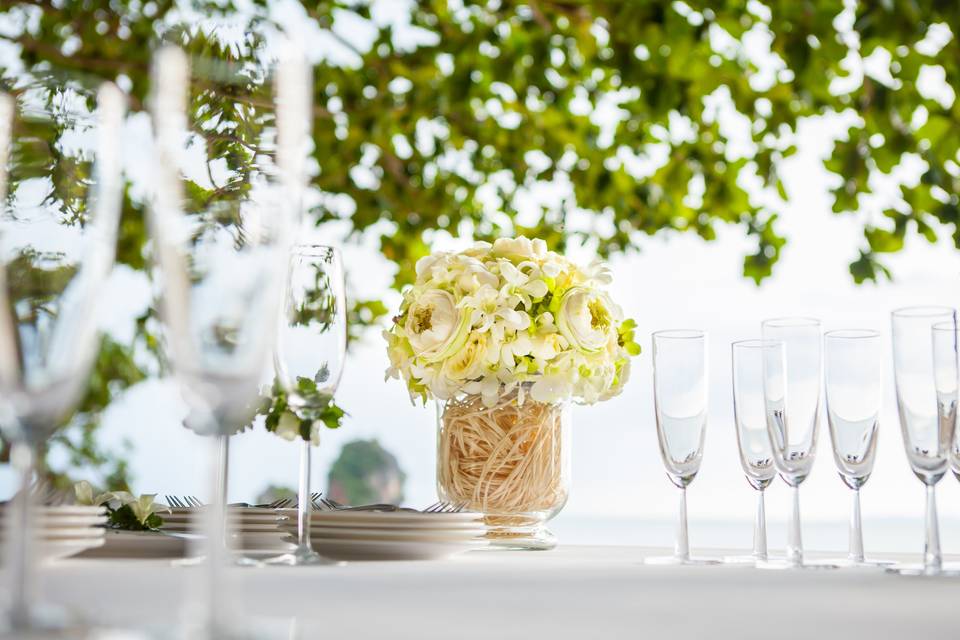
483;527;557;551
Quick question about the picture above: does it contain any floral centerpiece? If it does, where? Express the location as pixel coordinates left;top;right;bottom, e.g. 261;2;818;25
385;236;639;548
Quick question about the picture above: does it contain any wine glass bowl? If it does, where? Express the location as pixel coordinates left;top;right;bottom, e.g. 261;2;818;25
761;317;821;486
652;330;708;487
825;330;881;488
893;307;955;485
274;245;346;401
732;340;779;491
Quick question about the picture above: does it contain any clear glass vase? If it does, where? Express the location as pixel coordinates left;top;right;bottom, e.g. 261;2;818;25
436;387;571;550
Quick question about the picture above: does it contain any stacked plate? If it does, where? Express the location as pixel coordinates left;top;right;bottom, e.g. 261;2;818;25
159;506;293;557
1;505;107;560
79;529;190;559
280;510;488;561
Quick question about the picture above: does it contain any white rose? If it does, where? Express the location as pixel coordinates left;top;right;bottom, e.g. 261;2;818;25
557;287;615;353
443;332;488;381
492;236;547;262
405;290;470;362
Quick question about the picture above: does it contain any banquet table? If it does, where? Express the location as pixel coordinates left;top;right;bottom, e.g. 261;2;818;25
24;545;958;639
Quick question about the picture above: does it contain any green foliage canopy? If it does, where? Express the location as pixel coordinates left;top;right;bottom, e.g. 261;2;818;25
0;0;958;486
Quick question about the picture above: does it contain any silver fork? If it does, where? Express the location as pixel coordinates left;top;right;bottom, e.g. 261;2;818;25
423;501;468;513
184;496;204;507
165;495;184;508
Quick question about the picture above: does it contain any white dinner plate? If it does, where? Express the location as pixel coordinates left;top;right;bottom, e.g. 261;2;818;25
283;525;487;540
78;530;190;559
310;537;486;561
161;523;283;533
16;537;107;561
1;506;106;517
32;515;108;528
308;512;483;526
292;518;486;531
230;531;291;544
34;527;106;540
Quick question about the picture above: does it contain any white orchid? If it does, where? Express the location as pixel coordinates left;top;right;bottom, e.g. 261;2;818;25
384;236;639;406
74;481;169;530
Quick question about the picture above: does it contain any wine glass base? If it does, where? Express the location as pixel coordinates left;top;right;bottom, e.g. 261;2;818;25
885;563;960;577
0;605;152;639
173;553;263;568
756;558;839;570
722;554;785;565
824;557;894;568
263;545;335;566
644;555;721;566
0;627;151;640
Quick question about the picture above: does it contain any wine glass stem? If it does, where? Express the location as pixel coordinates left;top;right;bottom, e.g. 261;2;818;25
924;483;941;573
200;434;230;635
675;486;690;561
787;484;803;566
297;439;312;551
752;489;767;561
6;442;37;630
848;487;864;563
217;435;230;505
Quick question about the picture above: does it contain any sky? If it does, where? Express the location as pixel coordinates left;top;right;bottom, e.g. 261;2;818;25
2;1;960;554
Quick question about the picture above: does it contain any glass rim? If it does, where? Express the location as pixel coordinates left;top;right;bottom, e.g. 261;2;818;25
824;329;880;340
731;338;782;349
891;305;955;318
291;244;340;257
760;316;820;329
652;329;705;340
932;321;957;333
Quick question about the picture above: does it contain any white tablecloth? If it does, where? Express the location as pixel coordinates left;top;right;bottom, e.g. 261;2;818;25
26;546;959;639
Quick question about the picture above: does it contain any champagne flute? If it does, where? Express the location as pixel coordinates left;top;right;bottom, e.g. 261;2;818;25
760;317;835;570
823;329;888;567
645;330;718;565
149;45;300;635
0;84;124;635
726;340;778;565
888;307;958;576
267;244;346;565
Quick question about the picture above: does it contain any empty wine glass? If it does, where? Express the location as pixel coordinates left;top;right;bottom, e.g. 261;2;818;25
0;83;125;635
760;317;835;570
823;329;888;567
646;330;718;565
888;307;958;576
726;340;779;565
149;45;301;635
267;245;346;566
